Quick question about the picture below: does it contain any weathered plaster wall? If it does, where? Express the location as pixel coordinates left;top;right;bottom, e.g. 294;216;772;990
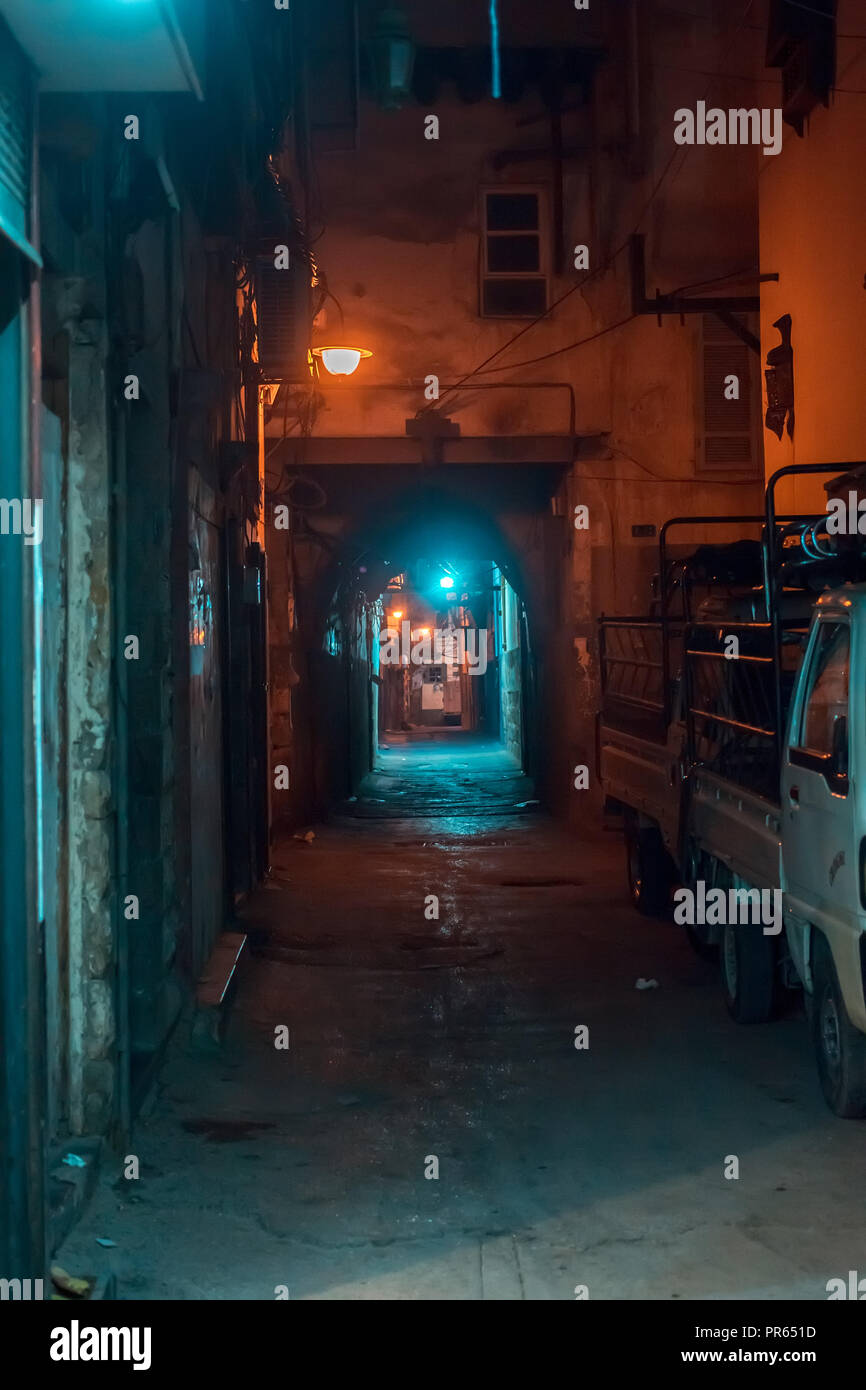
275;0;767;819
123;215;184;1069
268;505;345;827
304;1;763;468
500;648;523;762
317;33;756;708
66;325;115;1136
39;105;120;1141
759;2;866;513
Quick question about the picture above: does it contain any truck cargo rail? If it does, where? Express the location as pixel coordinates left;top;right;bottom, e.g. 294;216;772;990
684;618;808;799
598;617;682;740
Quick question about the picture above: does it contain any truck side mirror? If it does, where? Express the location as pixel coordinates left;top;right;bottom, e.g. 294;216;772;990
832;713;849;778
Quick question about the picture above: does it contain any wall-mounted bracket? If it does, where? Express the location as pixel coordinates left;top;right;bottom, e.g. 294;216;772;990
628;234;777;354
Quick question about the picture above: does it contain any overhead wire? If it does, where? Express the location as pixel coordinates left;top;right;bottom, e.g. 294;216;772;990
470;313;638;374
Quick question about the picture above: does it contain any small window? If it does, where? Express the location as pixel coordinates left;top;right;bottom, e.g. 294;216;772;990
798;622;849;758
481;189;547;319
696;314;762;477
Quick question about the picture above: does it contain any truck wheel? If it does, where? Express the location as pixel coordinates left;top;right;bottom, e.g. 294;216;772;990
624;814;670;917
685;922;718;962
811;935;866;1118
720;920;775;1023
681;843;717;960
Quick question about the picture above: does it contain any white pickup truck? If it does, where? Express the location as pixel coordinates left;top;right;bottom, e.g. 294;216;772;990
599;464;866;1117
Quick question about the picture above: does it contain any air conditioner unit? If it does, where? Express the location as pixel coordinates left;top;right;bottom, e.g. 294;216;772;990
255;251;311;381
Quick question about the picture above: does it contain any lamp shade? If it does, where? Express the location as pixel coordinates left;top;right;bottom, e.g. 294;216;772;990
312;346;373;377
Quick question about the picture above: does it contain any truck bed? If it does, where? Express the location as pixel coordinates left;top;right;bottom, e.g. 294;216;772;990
599;720;681;855
688;768;782;892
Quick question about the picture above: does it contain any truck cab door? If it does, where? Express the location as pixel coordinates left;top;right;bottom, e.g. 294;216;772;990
781;618;857;938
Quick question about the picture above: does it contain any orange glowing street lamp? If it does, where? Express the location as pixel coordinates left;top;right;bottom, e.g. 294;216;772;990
311;346;373;377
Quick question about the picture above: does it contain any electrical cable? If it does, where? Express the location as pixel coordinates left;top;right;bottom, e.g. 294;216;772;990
470;312;638;374
581;442;763;485
423;212;656;408
669;265;761;296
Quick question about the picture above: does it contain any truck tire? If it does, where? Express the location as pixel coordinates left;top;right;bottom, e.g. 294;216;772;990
681;844;718;961
685;922;718;962
811;935;866;1118
624;813;670;917
720;919;775;1023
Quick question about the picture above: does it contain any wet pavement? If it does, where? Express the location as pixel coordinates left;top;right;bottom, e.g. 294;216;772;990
342;730;535;817
59;734;866;1299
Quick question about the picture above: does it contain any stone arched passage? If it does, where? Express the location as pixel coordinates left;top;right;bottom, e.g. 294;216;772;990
267;471;559;827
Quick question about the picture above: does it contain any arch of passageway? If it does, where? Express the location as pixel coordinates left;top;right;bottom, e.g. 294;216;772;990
292;479;546;809
320;484;533;624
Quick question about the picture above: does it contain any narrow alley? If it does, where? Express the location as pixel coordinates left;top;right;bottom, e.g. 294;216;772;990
57;734;866;1301
5;0;866;1350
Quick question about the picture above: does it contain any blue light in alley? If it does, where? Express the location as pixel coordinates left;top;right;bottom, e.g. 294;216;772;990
440;575;455;588
489;0;501;99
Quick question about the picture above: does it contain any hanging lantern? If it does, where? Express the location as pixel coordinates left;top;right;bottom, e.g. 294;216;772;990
368;8;415;110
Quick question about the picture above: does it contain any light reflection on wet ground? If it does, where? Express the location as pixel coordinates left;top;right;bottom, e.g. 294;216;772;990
56;733;866;1299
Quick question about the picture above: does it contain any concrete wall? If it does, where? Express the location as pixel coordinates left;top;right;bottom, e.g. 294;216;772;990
37;86;260;1142
118;205;198;1089
2;0;289;1268
39;265;118;1143
268;505;347;826
65;325;115;1136
38;103;119;1142
278;0;767;820
499;576;523;761
759;1;866;513
300;1;764;476
500;648;523;762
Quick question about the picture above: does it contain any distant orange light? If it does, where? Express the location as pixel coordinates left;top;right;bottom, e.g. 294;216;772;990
392;609;404;619
312;346;372;377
